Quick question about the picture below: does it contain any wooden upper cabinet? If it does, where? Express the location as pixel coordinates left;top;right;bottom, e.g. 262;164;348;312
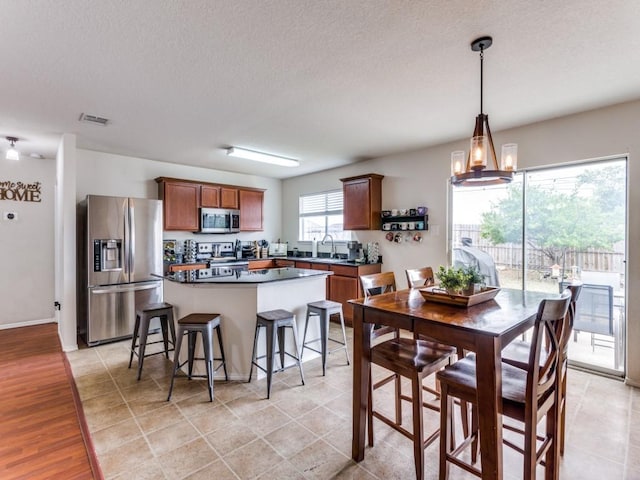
341;173;383;230
156;177;265;231
156;179;200;231
239;189;264;231
220;187;239;209
201;185;220;208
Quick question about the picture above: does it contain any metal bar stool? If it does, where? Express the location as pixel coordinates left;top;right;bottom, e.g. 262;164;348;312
167;313;228;402
302;300;350;375
248;309;305;399
129;302;176;380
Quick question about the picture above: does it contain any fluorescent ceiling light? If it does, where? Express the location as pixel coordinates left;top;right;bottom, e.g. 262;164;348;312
226;147;299;167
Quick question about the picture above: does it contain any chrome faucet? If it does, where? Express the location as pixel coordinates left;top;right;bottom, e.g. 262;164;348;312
321;234;336;258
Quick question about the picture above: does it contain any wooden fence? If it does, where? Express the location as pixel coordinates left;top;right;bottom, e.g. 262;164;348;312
453;225;624;273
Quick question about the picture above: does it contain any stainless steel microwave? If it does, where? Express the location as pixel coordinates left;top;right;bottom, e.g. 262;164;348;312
199;208;240;233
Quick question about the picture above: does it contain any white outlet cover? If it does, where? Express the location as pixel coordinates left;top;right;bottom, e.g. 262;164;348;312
3;212;18;221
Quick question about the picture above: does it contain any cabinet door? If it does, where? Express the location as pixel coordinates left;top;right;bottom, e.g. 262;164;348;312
239;189;264;231
160;181;200;231
342;174;382;230
220;187;239;209
201;185;220;208
329;275;359;324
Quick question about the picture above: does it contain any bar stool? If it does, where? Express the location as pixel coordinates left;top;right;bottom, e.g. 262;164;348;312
302;300;350;375
167;313;228;402
248;309;305;399
129;302;176;380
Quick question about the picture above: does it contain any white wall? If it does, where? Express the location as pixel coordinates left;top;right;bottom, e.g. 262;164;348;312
0;150;55;328
76;149;283;244
56;134;78;350
282;100;640;385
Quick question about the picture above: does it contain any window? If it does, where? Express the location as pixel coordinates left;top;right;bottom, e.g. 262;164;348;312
299;190;348;241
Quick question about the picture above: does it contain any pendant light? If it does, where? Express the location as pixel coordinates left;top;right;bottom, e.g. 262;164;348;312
450;36;517;186
6;137;19;161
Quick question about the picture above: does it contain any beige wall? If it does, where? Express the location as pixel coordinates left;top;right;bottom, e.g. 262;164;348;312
282;100;640;385
0;153;55;328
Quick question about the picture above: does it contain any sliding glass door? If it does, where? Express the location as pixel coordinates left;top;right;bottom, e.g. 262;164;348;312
450;158;627;375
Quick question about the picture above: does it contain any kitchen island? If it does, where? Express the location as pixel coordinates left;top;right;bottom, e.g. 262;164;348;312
161;267;333;380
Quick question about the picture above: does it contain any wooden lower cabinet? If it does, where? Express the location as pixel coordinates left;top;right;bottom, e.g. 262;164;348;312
329;263;381;325
292;260;382;324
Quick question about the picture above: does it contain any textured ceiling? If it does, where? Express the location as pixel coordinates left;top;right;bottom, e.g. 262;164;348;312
1;0;640;179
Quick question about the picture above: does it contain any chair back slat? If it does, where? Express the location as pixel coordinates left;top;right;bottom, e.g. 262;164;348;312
359;272;398;340
557;282;583;355
360;272;397;298
405;267;435;289
528;290;571;402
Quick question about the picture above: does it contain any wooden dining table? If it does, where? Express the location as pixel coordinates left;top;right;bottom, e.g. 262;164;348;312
350;287;551;480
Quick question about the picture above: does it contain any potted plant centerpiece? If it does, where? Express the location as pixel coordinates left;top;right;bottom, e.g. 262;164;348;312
436;265;484;296
461;265;485;295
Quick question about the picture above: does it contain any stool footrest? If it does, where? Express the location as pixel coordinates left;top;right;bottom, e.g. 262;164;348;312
131;347;175;360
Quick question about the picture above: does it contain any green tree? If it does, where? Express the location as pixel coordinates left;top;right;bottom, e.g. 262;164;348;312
480;166;625;263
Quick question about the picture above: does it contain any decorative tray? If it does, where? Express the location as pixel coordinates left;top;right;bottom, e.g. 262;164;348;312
418;286;501;307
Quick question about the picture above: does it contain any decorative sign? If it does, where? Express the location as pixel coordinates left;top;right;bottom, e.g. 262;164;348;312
0;180;42;202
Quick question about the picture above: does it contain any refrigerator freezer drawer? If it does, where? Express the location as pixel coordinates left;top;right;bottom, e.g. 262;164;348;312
86;281;162;346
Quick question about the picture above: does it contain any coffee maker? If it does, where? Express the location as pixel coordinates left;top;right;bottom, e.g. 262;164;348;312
347;241;362;261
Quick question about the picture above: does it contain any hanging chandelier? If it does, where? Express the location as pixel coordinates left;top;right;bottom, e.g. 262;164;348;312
450;36;517;187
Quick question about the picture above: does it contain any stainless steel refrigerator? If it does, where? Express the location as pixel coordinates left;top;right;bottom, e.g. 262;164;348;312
83;195;163;346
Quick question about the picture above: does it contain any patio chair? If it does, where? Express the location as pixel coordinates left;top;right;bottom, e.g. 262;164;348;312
566;282;615;354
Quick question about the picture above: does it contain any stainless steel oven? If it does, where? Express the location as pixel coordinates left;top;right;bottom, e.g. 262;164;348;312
199;208;240;233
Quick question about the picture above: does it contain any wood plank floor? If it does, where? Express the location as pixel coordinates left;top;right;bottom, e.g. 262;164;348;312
0;323;102;480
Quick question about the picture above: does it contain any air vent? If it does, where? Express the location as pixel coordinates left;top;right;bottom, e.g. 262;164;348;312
78;113;109;126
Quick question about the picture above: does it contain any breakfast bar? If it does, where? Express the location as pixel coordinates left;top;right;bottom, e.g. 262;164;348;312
161;267;332;380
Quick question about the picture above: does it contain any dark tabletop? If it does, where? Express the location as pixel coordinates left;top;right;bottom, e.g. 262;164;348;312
159;267;332;284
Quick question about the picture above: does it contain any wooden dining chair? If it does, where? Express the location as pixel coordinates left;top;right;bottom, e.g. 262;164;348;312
361;271;458;479
359;271;402;443
437;290;571;480
405;266;435;288
502;282;582;456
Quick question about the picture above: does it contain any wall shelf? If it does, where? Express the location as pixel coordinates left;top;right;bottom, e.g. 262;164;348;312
381;214;429;231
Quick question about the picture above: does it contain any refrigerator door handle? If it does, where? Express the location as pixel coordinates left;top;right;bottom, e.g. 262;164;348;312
129;203;135;275
123;200;130;275
91;283;159;294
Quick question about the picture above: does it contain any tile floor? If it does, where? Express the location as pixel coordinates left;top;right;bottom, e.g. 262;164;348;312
66;325;640;480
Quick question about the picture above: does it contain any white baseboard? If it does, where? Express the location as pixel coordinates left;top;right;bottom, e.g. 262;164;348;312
625;377;640;388
0;317;56;330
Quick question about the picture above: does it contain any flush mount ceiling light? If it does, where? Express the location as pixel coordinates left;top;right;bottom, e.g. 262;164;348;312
226;147;300;167
450;36;517;187
6;137;19;161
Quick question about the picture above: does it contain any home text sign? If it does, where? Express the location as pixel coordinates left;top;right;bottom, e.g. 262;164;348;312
0;180;42;202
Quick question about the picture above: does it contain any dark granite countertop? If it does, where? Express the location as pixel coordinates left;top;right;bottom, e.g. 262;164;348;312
157;267;332;284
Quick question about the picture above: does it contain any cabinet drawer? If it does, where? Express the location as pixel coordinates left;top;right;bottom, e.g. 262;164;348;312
331;264;359;277
274;259;295;267
295;261;312;269
311;263;330;271
249;259;274;269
